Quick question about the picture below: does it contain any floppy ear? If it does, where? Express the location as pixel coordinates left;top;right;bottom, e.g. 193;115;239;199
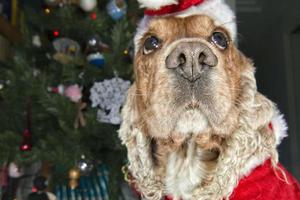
118;84;164;200
119;84;139;144
237;52;275;130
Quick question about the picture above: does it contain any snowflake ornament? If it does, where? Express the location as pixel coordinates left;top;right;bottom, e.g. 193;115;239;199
89;77;131;125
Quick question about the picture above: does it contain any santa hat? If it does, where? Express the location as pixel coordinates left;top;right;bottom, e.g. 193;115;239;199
135;0;237;44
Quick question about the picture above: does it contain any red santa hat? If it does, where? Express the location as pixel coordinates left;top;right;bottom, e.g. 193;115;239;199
136;0;237;41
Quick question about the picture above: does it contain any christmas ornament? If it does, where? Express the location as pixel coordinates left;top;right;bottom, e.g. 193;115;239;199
106;0;127;21
69;168;80;179
55;163;109;199
28;176;57;200
20;101;33;152
87;52;105;67
69;167;80;189
89;77;130;125
20;128;33;151
53;30;60;37
47;29;61;41
53;38;80;56
85;35;109;68
48;84;82;103
64;84;82;103
48;84;64;94
32;35;42;47
90;11;97;20
43;7;51;15
79;0;97;12
77;155;94;176
8;162;24;178
123;40;134;63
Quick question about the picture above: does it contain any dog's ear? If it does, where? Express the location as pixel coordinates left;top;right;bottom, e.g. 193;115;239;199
118;84;164;199
119;84;139;143
235;50;275;130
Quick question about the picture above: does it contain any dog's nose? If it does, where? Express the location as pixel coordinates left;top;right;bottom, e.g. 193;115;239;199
166;42;218;82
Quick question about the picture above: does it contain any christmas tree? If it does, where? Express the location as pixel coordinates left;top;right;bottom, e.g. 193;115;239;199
0;0;141;199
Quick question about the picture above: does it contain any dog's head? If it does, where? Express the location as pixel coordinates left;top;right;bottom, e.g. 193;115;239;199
131;1;250;138
120;1;285;199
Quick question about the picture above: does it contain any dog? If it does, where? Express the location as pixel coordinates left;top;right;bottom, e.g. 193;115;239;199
119;0;300;199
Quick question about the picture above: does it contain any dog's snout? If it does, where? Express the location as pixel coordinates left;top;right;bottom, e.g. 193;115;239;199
166;42;218;82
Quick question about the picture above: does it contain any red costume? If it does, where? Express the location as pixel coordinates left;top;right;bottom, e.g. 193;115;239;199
230;159;300;200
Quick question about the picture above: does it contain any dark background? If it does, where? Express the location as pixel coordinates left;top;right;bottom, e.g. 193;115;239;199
236;0;300;179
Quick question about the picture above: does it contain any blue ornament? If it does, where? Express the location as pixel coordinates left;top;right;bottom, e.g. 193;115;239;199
85;35;109;68
106;0;127;21
87;52;105;68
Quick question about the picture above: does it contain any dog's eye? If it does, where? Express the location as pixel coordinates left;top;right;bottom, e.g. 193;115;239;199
143;36;161;55
211;32;228;50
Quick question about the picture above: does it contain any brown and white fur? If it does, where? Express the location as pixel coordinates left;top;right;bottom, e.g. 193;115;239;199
119;14;287;200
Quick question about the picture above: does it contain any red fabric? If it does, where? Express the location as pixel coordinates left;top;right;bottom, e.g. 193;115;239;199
230;159;300;200
268;122;274;131
144;0;204;16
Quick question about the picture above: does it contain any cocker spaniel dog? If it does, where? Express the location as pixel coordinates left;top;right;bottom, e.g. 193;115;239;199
119;0;300;199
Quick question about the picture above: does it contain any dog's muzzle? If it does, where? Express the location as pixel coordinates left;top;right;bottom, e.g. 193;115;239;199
166;42;218;82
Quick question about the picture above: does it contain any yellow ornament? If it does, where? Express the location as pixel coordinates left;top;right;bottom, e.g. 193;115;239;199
44;8;51;14
69;167;80;179
69;179;79;189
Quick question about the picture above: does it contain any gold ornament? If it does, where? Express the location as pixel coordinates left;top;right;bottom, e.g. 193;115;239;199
44;8;51;14
68;167;80;189
69;179;79;189
69;167;80;179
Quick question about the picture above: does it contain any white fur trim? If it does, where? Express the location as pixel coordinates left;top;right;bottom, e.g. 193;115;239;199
176;0;237;41
240;156;269;178
271;110;288;146
137;0;178;10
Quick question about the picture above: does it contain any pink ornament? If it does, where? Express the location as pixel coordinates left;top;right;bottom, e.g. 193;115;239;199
64;84;82;103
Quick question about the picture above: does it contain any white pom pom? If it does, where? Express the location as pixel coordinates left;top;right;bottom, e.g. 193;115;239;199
79;0;97;12
271;111;288;146
137;0;178;10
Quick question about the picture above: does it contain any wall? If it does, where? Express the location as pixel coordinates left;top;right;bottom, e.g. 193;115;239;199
237;0;300;179
226;0;235;10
